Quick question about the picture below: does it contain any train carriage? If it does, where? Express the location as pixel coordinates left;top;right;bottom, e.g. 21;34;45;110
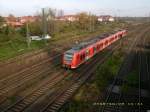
62;29;127;69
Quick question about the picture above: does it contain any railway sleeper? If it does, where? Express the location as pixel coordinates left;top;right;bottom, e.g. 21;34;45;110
47;109;56;112
17;103;26;107
34;92;43;96
55;102;64;106
61;94;70;99
22;100;31;104
11;108;21;112
12;106;23;110
53;103;61;107
57;100;65;104
49;106;58;111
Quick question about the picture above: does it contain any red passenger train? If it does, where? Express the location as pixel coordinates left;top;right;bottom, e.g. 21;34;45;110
62;29;127;69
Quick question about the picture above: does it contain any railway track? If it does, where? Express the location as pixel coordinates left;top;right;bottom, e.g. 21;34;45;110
0;55;62;105
0;29;108;79
45;24;150;112
0;23;149;111
36;34;128;112
23;54;111;111
1;69;72;112
22;24;150;112
1;29;122;112
0;53;61;87
97;26;150;112
0;31;113;100
136;30;150;111
39;42;121;112
0;24;141;89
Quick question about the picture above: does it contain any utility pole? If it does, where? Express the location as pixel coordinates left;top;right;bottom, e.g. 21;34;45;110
26;22;31;48
149;12;150;22
42;8;47;44
92;14;95;32
42;8;46;37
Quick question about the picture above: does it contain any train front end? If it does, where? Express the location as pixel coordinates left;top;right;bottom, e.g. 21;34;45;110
62;50;76;69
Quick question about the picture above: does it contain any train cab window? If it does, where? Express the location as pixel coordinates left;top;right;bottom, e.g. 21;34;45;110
64;52;73;63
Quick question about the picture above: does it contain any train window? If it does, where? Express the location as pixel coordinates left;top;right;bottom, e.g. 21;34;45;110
97;45;99;50
99;43;103;49
105;41;108;45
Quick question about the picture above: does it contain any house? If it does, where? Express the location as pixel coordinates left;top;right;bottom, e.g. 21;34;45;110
97;15;115;22
56;15;78;22
4;16;39;27
4;17;23;27
6;21;23;27
19;16;39;24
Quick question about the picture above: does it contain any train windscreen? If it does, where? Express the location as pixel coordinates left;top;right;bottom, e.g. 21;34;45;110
64;52;73;63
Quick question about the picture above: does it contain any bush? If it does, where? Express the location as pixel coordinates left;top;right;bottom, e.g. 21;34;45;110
95;53;123;91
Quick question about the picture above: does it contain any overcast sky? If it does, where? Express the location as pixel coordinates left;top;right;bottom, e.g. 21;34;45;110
0;0;150;17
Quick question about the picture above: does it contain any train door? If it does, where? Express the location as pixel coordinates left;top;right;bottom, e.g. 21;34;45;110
93;46;97;54
100;43;104;50
80;53;86;62
85;49;90;60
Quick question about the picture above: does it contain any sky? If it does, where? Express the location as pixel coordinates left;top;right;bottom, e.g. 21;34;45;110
0;0;150;17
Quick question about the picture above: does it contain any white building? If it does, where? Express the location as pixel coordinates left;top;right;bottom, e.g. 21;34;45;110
97;15;115;22
56;15;78;22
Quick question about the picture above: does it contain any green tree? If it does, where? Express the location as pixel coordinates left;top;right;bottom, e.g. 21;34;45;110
0;16;5;27
28;20;42;36
19;25;26;36
5;25;10;35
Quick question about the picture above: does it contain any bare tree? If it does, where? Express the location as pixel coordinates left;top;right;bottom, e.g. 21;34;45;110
57;9;64;17
77;12;97;31
46;8;57;35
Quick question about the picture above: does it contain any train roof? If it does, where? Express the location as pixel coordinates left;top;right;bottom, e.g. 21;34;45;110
65;30;124;54
71;34;111;51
